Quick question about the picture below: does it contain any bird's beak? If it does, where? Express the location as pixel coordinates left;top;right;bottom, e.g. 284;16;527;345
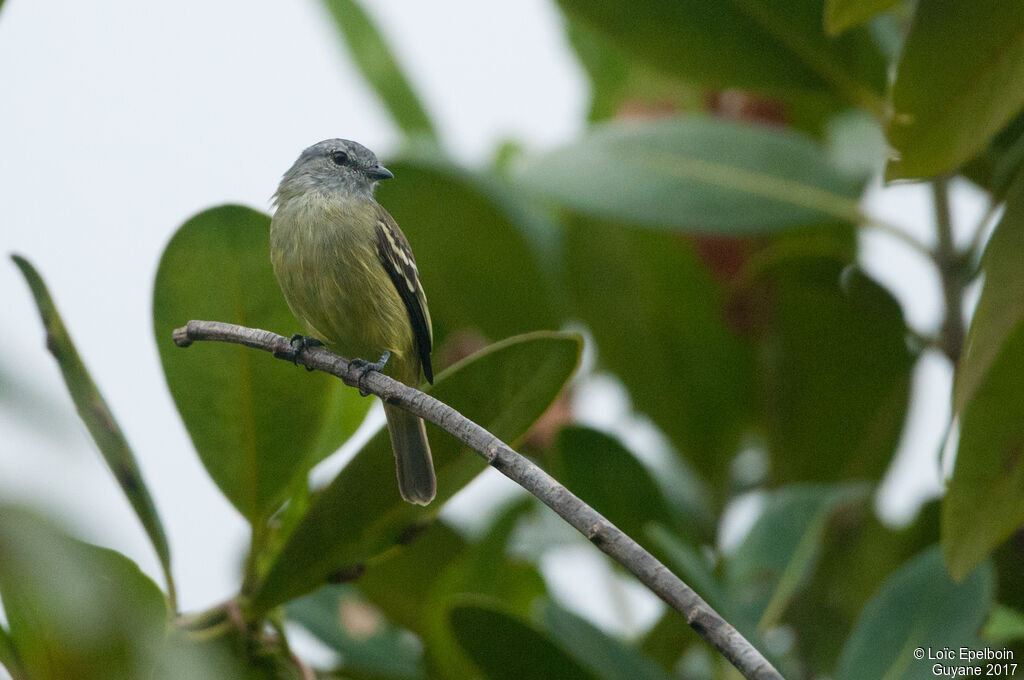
367;165;394;181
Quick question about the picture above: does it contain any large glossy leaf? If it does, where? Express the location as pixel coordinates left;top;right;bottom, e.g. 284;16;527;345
945;176;1024;579
835;547;993;680
12;256;174;600
154;205;368;522
250;332;581;612
449;604;599;680
638;611;701;674
823;0;901;35
356;504;545;678
354;522;469;634
286;585;424;679
0;626;19;679
564;19;703;122
537;600;670;680
563;218;751;486
785;499;940;675
963;110;1024;201
724;484;869;633
515;117;865;234
944;322;1024;580
753;253;913;483
954;175;1024;414
548;426;700;544
886;0;1024;179
0;508;168;680
319;0;436;141
376;160;559;346
994;531;1024;615
557;0;887;111
412;501;547;678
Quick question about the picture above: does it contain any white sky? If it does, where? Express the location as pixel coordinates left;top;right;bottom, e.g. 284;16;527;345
0;0;989;640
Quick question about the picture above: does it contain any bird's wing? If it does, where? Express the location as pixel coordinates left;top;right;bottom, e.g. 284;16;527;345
374;205;434;384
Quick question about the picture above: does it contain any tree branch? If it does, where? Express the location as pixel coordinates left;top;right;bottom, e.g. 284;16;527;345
173;320;783;680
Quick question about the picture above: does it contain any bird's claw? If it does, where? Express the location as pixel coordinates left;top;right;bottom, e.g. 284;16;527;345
289;334;323;370
352;351;391;396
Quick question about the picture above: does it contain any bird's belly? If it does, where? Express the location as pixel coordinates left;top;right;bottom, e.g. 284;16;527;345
270;210;413;363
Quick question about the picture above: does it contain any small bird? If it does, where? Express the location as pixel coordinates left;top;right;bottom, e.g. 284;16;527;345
270;139;436;505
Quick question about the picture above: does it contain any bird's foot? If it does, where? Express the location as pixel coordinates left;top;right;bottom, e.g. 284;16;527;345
351;350;391;396
289;334;323;370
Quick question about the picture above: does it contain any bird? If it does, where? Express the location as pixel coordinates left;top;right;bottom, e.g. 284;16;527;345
269;139;436;505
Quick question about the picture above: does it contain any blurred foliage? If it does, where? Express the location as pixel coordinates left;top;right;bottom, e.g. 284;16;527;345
835;547;993;680
885;0;1024;179
319;0;437;142
945;174;1024;579
515;117;866;233
12;255;175;605
0;508;167;680
7;0;1024;678
823;0;903;35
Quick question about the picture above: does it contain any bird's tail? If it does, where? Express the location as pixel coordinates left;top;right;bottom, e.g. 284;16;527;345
384;403;436;505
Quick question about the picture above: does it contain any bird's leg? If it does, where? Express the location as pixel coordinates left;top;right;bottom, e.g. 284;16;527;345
351;350;391;396
289;334;323;370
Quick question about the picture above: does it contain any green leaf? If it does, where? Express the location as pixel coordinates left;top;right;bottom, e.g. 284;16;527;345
355;522;469;634
943;321;1024;580
153;205;369;522
250;332;581;613
11;255;174;603
985;605;1024;645
886;0;1024;179
647;524;727;614
319;0;436;141
785;499;940;676
725;484;870;632
955;175;1024;414
537;600;671;680
449;604;599;680
557;0;888;112
548;426;689;543
357;503;545;678
515;117;865;234
564;19;704;122
562;218;751;486
0;624;23;679
548;428;708;548
376;160;559;345
824;0;901;35
0;508;168;680
962;109;1024;201
993;531;1024;614
835;546;994;680
286;586;424;679
945;176;1024;579
417;502;547;678
753;254;913;483
639;611;701;674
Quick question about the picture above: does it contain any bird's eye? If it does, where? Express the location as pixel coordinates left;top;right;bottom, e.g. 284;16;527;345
330;150;349;166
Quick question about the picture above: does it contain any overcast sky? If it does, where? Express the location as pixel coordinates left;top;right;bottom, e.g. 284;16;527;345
0;0;989;636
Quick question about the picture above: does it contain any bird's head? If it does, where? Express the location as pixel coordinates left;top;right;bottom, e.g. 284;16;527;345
275;138;393;204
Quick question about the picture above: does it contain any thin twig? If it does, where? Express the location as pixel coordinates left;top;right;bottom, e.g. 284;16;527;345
858;214;935;260
932;179;966;363
173;320;784;680
964;197;1002;273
